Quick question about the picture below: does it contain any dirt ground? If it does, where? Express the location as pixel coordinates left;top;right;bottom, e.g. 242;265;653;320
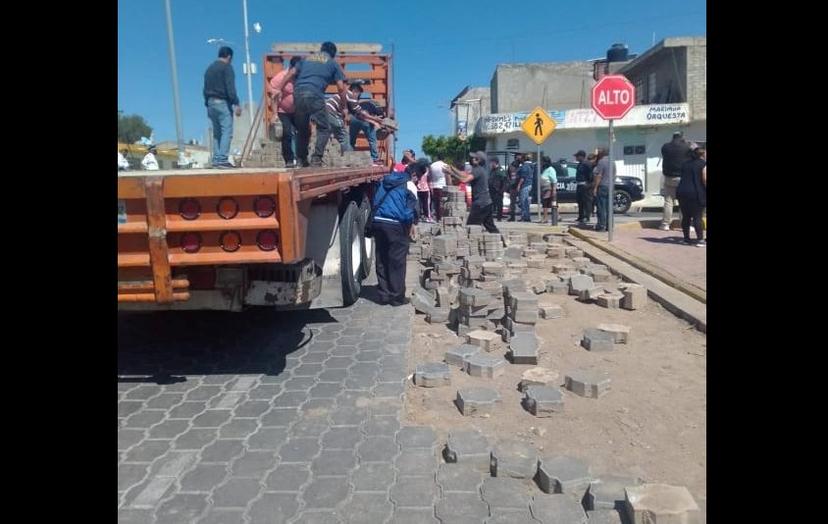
402;264;706;506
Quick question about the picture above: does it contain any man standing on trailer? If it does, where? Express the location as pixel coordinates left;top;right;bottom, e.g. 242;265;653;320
203;46;242;169
271;41;349;167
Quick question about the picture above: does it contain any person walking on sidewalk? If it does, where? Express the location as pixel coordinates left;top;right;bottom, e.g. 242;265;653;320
660;131;691;230
488;157;507;220
371;165;419;306
203;46;242;169
574;150;593;223
677;145;707;246
592;147;613;232
271;42;349;167
443;151;500;234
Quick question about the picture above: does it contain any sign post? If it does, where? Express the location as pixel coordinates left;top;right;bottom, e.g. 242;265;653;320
591;75;635;242
520;106;557;223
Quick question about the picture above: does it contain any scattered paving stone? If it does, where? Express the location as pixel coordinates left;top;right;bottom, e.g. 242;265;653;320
569;274;594;295
565;368;611;399
480;477;533;509
425;306;451;324
522;386;564;416
538;304;563;319
620;283;648;310
596;294;621;309
624;484;701;524
578;286;607;302
414;362;452;388
518;367;561;392
445;344;480;368
490;440;539;479
585;475;643;511
466;329;500;351
509;333;539;365
581;328;616;352
586;509;624;524
411;287;436;313
464;354;506;379
589;268;612;282
536;456;592;497
459;287;492;307
531;494;589;524
444;429;491;470
597;323;631;344
456;387;501;416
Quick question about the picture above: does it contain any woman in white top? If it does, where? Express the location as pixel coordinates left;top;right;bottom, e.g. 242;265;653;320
141;146;159;171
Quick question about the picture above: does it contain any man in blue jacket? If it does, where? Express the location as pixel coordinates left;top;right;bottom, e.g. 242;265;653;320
371;163;421;305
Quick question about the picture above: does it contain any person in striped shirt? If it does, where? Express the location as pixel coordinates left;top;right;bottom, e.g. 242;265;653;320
325;82;385;162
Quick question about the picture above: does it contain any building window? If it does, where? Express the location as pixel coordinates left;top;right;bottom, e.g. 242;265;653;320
635;78;646;104
648;72;657;103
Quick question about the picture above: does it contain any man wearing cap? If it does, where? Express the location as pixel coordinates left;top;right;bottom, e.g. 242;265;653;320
203;46;242;169
660;131;691;230
574;150;593;224
442;151;499;233
141;146;159;171
271;42;349;167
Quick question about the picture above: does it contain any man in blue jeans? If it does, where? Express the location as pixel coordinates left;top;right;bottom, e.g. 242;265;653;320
271;42;349;167
203;46;241;168
346;83;383;163
592;147;613;232
516;154;535;221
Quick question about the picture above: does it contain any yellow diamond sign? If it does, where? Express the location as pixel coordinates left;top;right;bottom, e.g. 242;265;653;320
521;106;556;145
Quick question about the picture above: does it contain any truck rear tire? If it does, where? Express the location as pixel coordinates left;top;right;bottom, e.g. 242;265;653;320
340;201;364;306
358;197;375;280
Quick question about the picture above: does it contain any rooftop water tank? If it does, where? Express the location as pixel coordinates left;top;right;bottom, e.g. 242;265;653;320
607;43;629;62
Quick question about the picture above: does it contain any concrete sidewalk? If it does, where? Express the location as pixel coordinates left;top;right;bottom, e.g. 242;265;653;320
569;223;706;299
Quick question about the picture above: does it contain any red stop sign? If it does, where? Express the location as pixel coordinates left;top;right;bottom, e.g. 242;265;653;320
591;75;636;120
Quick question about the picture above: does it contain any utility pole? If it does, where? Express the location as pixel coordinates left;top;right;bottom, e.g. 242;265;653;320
163;0;186;168
242;0;255;127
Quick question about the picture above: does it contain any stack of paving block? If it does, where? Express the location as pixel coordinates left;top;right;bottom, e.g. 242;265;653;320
475;280;505;326
244;139;288;168
442;186;468;221
440;216;464;237
501;280;538;342
430;235;458;264
459;255;485;287
481;232;504;261
546;242;566;259
466;225;485;257
480;261;505;282
427;260;461;293
506;231;528;248
456;287;500;337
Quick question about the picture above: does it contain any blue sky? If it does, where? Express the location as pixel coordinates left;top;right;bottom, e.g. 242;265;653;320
118;0;705;154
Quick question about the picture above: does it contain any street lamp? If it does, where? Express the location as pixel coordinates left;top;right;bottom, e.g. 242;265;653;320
241;0;259;129
163;0;186;168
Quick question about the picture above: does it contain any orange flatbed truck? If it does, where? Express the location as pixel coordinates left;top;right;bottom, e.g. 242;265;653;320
118;43;394;311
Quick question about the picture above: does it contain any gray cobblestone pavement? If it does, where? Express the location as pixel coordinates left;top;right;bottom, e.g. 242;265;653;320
119;290;605;523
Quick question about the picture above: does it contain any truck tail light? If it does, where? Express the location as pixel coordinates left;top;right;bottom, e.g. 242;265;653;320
254;196;276;218
256;230;278;251
179;198;201;220
181;232;202;253
220;231;242;252
217;197;239;219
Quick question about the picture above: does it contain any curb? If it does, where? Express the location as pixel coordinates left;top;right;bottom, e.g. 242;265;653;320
568;228;706;304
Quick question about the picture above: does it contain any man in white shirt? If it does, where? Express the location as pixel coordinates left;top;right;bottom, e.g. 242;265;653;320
118;150;130;171
141;146;160;171
429;156;450;221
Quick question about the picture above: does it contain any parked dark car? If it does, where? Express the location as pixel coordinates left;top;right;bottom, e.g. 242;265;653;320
554;162;644;214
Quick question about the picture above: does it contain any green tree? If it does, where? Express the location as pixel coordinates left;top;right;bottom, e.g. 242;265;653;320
421;134;488;164
118;113;153;144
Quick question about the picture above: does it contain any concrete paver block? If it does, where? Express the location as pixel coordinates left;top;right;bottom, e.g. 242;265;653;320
414;363;452;388
589;268;612;282
466;329;501;351
597;323;631;344
624;484;701;524
481;477;533;509
464;354;507;379
536;455;592;497
531;494;589;524
564;368;611;399
620;283;648;310
596;294;621;309
444;429;491;470
581;328;615;352
445;344;480;367
490;440;539;479
456;387;501;416
411;287;436;313
460;287;492;307
538;304;563;319
510;292;539;312
509;333;539;365
569;274;595;295
519;367;561;392
546;281;569;295
578;286;606;302
585;510;624;524
522;386;563;416
585;475;642;511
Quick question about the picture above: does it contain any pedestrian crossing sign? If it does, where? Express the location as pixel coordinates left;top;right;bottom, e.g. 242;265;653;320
521;106;556;145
